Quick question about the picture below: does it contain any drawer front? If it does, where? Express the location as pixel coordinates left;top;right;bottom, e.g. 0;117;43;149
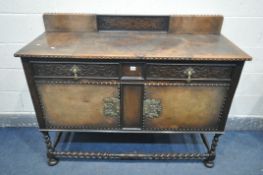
146;64;234;80
32;62;120;79
143;83;229;131
36;80;120;129
121;63;144;80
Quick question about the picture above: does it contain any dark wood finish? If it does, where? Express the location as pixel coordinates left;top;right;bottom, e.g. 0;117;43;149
21;58;46;128
169;15;223;34
122;64;143;79
204;134;222;168
14;32;251;61
97;15;169;31
146;63;234;81
122;85;143;128
32;62;119;79
43;13;97;32
15;14;252;167
218;61;244;131
52;150;209;160
42;131;58;166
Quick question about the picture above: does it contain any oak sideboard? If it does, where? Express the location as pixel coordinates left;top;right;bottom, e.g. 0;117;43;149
15;14;252;167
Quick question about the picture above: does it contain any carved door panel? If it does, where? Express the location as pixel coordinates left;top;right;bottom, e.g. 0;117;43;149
36;81;120;129
143;83;229;131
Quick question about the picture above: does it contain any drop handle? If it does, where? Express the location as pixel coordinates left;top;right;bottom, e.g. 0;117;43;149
184;67;195;83
70;65;80;80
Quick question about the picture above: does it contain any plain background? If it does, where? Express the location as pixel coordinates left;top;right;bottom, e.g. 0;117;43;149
0;0;262;119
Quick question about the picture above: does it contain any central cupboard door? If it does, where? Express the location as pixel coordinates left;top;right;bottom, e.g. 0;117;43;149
36;81;121;129
143;83;229;131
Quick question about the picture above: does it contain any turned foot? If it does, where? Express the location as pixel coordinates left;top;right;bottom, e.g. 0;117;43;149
48;157;59;166
42;131;59;166
203;134;221;168
204;160;214;168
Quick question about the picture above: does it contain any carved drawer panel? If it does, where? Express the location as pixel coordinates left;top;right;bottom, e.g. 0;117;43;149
32;62;120;79
143;83;229;131
146;64;234;81
36;81;120;129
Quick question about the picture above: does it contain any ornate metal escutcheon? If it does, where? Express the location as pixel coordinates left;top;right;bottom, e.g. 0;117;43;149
184;67;195;83
143;99;162;119
70;65;80;80
103;97;120;118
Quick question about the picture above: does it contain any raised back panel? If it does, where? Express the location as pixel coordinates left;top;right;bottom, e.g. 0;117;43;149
43;13;97;32
169;15;223;34
43;13;223;34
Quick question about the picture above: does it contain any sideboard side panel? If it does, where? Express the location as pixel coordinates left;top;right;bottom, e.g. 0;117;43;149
218;61;244;131
21;58;46;128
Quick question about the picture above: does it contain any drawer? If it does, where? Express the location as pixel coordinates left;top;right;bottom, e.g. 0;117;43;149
121;63;144;80
31;62;120;79
146;63;234;81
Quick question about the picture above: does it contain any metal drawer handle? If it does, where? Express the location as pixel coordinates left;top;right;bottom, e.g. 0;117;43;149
184;67;195;83
70;65;80;80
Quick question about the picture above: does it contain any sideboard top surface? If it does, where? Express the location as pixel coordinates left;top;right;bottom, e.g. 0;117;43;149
14;14;251;61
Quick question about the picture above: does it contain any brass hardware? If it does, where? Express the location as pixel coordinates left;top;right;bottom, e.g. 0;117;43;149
143;99;162;119
103;97;120;118
70;65;80;80
184;67;195;83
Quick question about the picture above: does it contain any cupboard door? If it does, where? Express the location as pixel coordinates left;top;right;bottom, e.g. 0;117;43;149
36;81;120;129
143;83;229;131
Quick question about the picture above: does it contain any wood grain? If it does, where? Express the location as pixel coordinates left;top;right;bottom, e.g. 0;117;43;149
14;14;251;61
37;83;120;128
15;32;251;61
169;15;223;34
43;13;97;32
122;85;142;128
144;85;228;129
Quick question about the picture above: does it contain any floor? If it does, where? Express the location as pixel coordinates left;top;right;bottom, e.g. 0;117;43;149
0;128;262;175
